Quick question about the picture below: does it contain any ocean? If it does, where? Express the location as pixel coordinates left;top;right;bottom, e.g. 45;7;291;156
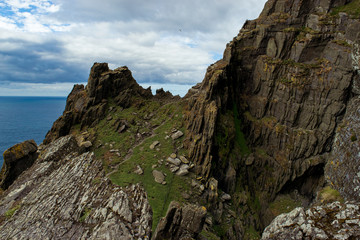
0;96;67;167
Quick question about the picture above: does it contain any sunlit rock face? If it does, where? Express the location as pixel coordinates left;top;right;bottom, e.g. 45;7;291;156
0;136;152;239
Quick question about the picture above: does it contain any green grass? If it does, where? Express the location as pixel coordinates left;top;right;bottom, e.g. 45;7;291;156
244;225;261;240
106;101;190;231
331;0;360;18
79;207;92;222
200;230;221;240
5;205;20;218
269;194;301;216
318;186;344;203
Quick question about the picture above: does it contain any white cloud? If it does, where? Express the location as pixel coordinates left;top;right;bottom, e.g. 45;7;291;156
0;81;86;96
0;0;268;96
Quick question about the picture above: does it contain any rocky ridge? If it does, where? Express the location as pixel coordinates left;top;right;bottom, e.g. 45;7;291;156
185;0;360;233
0;136;152;239
1;0;360;239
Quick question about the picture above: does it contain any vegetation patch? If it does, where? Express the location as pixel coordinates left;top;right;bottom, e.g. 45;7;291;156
79;207;92;222
107;102;190;231
331;0;360;18
269;194;302;216
5;205;21;219
318;186;344;204
332;39;352;48
244;225;261;240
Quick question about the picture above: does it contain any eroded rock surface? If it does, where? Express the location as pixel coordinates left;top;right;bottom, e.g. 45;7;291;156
262;201;360;240
44;63;154;144
0;136;152;239
0;140;37;190
153;201;207;240
184;0;360;232
326;97;360;201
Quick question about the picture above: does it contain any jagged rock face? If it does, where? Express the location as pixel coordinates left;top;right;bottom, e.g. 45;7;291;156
44;63;153;144
153;201;207;240
0;135;152;239
326;97;360;201
261;201;360;240
0;140;37;190
184;60;229;178
184;0;360;233
187;0;359;197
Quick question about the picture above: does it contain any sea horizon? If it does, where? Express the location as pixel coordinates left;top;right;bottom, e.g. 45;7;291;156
0;96;67;167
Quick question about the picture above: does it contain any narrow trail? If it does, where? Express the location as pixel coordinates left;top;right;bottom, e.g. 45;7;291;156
105;104;177;178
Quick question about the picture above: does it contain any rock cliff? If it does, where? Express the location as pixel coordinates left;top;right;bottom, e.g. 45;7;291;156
1;0;360;239
185;0;360;233
0;136;152;239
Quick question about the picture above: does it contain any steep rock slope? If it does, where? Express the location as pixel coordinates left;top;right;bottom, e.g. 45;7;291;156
1;0;360;239
44;63;154;144
185;0;360;233
0;135;152;239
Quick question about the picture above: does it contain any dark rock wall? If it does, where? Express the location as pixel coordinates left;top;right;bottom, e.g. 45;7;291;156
185;0;360;230
44;63;153;144
0;140;38;190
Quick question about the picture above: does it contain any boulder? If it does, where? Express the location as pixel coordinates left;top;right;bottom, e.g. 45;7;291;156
80;140;92;149
0;140;38;189
171;131;184;140
150;141;160;150
153;201;207;240
176;164;189;176
179;156;189;164
134;165;144;175
262;201;360;240
166;157;181;166
153;170;165;184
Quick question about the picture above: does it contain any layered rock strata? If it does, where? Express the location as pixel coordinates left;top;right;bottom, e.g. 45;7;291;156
153;201;207;240
0;135;152;239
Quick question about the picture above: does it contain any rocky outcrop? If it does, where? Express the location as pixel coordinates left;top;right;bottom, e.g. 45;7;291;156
326;97;360;201
0;135;152;239
44;63;153;144
0;140;37;190
262;201;360;240
153;201;207;240
184;0;360;234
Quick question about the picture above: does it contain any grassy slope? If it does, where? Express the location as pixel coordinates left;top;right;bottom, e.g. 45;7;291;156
91;98;191;231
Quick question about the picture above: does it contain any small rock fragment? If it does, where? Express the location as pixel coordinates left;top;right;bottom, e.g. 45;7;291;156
245;154;255;166
153;170;165;184
176;164;189;176
171;130;184;140
221;193;231;201
170;153;177;159
150;141;160;150
134;165;144;175
179;156;189;164
170;165;180;173
118;125;126;133
166;157;181;166
80;141;92;148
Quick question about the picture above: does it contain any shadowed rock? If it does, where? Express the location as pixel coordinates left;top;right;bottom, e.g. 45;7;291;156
153;201;207;240
0;140;38;190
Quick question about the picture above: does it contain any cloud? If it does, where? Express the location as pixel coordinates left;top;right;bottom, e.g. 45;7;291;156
0;0;267;96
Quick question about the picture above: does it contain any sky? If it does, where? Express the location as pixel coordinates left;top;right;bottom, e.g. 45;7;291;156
0;0;267;97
